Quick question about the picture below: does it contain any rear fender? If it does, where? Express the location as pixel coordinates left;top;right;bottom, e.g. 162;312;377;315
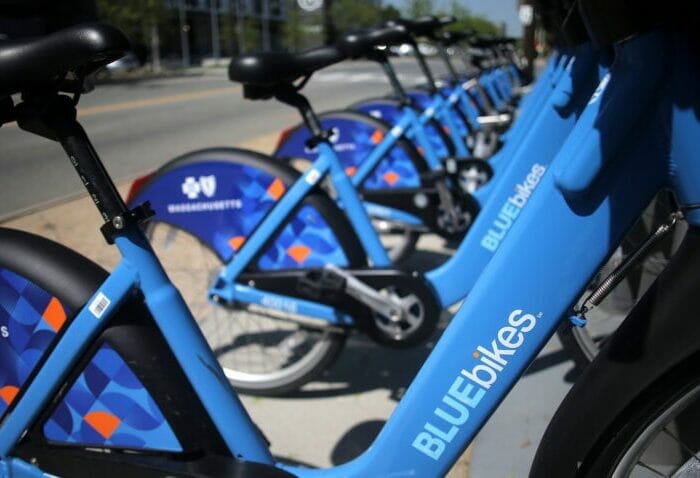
128;147;366;270
274;109;427;190
350;98;456;160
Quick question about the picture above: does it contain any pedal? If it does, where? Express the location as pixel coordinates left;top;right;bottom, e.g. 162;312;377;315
322;264;403;320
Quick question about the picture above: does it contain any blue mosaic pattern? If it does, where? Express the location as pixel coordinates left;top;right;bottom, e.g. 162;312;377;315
44;343;182;451
275;116;422;189
406;90;470;140
0;268;69;419
132;160;349;268
353;101;452;161
259;204;349;269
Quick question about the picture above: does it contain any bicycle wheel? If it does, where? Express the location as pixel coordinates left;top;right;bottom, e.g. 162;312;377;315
146;222;347;396
371;218;420;263
583;357;700;477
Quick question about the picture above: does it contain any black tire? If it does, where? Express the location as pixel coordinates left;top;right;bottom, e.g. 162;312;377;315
0;227;106;310
531;226;700;478
580;355;700;477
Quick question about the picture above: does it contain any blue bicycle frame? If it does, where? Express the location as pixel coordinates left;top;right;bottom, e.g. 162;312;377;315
6;29;697;478
213;42;602;318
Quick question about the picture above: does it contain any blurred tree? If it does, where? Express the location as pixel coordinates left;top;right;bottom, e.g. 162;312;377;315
406;0;432;17
282;0;320;50
241;17;261;51
440;0;500;35
96;0;172;71
328;0;402;34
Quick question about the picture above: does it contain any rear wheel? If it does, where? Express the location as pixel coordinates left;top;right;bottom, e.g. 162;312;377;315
371;219;420;263
146;222;347;396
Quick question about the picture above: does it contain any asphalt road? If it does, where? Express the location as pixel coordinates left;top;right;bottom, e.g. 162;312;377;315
0;58;445;220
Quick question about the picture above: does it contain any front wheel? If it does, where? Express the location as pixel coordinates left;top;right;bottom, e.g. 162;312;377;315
146;222;347;396
581;357;700;477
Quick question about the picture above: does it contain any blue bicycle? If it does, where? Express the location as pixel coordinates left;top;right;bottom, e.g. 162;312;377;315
3;0;700;475
120;19;608;395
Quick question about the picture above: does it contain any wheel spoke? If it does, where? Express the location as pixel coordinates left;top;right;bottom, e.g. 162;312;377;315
636;460;669;477
661;426;700;466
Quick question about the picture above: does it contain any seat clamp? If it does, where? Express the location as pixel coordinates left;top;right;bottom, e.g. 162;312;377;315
305;129;335;150
100;201;155;244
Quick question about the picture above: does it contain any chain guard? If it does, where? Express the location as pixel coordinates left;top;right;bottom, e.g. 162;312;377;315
239;268;441;347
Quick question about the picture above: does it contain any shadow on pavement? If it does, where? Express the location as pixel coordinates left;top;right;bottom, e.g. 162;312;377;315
286;316;446;400
288;312;580;400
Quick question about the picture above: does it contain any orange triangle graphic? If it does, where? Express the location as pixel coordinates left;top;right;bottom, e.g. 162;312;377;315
229;235;246;251
383;171;399;186
287;245;311;264
0;386;19;405
267;178;286;201
84;411;121;439
43;297;67;332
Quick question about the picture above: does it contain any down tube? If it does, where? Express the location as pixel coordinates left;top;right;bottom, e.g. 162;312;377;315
114;228;274;464
427;43;601;307
284;61;668;478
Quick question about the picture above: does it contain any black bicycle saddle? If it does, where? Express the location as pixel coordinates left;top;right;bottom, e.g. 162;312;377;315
336;25;411;58
384;16;444;38
0;22;130;98
228;45;345;88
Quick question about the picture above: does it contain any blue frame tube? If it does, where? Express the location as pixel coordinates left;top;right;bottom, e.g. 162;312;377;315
231;284;353;325
282;32;673;477
116;227;275;463
432;94;471;157
321;141;391;266
428;44;602;307
216;154;333;280
351;109;415;186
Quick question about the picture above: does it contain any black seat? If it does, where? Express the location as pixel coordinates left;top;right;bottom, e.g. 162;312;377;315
0;22;130;98
228;46;345;87
436;31;472;47
336;25;411;59
384;16;444;38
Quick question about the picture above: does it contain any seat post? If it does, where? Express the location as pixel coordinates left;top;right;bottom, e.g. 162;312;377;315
16;94;141;242
437;44;460;82
274;85;328;143
366;50;411;105
411;41;439;94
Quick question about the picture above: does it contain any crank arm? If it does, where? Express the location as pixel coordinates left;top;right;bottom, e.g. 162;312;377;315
322;264;402;320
